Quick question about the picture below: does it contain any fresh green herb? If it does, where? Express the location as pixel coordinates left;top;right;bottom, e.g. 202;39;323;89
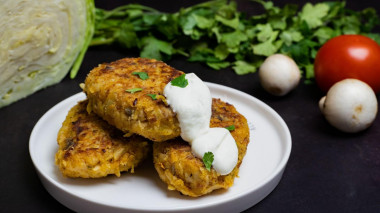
132;72;149;80
126;88;143;93
203;152;214;171
171;74;188;88
90;0;380;81
147;94;157;100
225;125;235;131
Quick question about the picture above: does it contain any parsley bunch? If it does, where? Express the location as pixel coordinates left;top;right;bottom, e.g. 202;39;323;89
91;0;380;80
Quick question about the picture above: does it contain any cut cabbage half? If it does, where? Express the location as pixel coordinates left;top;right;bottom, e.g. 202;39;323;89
0;0;95;108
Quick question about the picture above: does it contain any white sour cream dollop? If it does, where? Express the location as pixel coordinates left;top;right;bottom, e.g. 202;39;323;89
164;73;238;175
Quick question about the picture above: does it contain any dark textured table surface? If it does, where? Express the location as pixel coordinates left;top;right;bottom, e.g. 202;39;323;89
1;0;379;212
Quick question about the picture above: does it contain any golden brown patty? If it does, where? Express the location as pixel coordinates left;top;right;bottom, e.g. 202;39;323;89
55;100;151;178
153;98;250;197
83;58;183;142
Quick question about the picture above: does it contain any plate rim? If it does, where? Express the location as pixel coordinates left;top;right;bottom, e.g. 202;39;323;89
29;82;292;212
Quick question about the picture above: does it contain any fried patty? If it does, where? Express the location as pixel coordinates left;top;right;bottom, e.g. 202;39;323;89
83;58;183;142
55;100;151;178
153;98;250;197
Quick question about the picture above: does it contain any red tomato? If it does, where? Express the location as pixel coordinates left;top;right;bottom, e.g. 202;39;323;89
314;35;380;93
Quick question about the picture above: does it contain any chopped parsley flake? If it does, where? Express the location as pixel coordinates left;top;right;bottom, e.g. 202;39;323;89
171;74;188;88
203;152;214;171
147;94;157;100
126;88;143;93
132;72;149;80
225;125;235;131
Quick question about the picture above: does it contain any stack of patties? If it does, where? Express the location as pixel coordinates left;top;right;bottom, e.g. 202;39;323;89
55;58;250;197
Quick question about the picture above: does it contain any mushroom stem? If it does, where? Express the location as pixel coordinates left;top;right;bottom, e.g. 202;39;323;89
319;96;326;112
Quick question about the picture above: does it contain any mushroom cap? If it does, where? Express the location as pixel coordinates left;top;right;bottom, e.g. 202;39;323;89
259;54;300;96
321;79;378;133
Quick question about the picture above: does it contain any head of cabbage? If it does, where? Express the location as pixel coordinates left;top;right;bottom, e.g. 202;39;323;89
0;0;95;108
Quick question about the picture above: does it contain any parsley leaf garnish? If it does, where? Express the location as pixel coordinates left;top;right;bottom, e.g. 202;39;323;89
132;72;149;80
203;152;214;171
225;125;235;131
171;74;188;88
147;94;157;100
126;88;143;93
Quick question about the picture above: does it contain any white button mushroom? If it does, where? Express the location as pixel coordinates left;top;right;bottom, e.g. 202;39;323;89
259;54;301;96
319;79;378;133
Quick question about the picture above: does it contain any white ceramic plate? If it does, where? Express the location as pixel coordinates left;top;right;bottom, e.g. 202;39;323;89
29;83;291;213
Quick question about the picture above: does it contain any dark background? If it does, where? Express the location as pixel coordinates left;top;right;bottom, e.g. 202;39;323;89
1;0;379;212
